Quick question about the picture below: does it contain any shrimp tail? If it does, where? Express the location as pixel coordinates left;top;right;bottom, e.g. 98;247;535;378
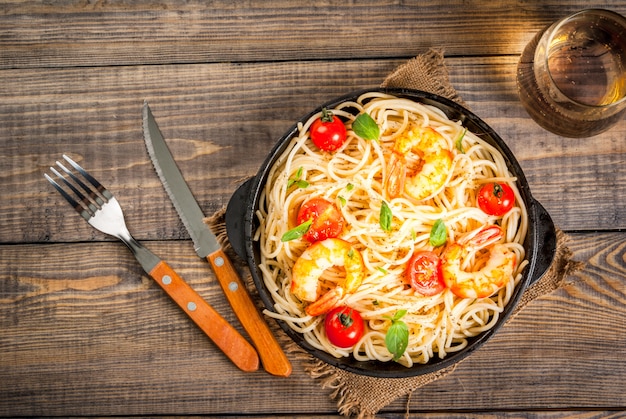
385;152;406;199
305;287;345;316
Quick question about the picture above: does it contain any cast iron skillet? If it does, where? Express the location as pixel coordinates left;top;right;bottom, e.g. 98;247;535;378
225;88;557;378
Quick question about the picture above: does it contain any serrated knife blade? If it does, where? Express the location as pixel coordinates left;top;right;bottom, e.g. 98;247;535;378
142;104;219;258
142;102;292;377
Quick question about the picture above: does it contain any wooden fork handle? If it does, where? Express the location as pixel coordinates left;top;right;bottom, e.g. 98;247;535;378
149;260;259;373
207;249;292;377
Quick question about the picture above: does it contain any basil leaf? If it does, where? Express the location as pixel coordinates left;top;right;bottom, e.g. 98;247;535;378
393;309;407;321
385;310;409;361
287;166;308;189
455;128;467;153
280;219;312;242
352;113;380;141
380;201;392;232
429;219;447;247
288;178;309;189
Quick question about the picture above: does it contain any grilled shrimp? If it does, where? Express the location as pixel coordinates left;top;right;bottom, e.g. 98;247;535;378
291;238;364;316
441;226;517;299
385;125;453;201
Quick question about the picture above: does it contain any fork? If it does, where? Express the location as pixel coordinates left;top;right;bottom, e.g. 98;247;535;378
44;154;259;372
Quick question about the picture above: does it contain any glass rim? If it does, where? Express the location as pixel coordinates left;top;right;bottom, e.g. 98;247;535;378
543;8;626;109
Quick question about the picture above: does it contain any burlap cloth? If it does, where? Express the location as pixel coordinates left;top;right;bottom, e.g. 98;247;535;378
206;48;585;418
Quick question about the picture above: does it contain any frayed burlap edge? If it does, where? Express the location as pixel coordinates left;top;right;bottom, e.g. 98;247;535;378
512;228;584;317
300;356;456;419
381;48;467;108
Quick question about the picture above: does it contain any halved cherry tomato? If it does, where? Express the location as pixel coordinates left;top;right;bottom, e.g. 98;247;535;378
477;182;515;216
297;197;344;243
405;251;445;296
310;108;347;152
324;306;364;348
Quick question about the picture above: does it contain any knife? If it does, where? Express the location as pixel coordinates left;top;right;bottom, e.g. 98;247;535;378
142;102;292;377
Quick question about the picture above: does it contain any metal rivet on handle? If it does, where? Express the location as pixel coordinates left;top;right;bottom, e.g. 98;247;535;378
229;282;238;292
187;302;197;311
162;275;172;285
214;256;224;267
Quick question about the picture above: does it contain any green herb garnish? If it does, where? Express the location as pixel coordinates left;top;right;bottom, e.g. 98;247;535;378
280;219;312;242
429;219;447;247
455;129;467;153
385;310;409;361
352;113;380;141
380;201;392;232
287;166;309;189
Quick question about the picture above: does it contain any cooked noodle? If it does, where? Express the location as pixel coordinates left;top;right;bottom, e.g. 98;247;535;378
255;92;528;367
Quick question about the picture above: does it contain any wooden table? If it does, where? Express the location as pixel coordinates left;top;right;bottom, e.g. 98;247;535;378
2;1;625;417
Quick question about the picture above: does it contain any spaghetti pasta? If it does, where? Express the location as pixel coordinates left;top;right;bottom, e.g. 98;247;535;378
255;92;528;367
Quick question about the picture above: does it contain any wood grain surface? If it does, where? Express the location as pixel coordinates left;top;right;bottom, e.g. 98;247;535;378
1;1;625;417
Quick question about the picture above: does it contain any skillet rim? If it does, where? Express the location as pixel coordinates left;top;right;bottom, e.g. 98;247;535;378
237;87;552;378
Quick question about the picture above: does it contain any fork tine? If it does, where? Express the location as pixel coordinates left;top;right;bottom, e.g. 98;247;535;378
56;159;105;208
50;166;93;209
62;154;113;201
44;171;93;221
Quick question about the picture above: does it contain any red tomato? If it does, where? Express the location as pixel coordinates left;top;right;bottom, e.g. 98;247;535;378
477;182;515;216
310;108;347;151
406;251;445;296
297;197;345;243
324;306;365;348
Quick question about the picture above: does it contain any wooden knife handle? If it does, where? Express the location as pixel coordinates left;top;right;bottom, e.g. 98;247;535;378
207;249;292;377
149;260;259;373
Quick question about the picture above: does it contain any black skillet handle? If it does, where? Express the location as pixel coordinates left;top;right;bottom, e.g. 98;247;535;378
225;178;254;261
529;199;557;285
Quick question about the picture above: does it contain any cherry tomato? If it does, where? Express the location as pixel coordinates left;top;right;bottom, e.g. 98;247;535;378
310;108;347;152
477;182;515;216
324;306;365;348
297;197;345;243
405;251;445;296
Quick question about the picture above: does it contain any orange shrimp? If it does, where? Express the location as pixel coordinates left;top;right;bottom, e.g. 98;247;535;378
441;226;517;299
385;125;453;201
291;238;364;316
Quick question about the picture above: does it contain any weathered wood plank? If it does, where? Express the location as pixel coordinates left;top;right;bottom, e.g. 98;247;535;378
1;58;624;246
0;241;323;416
2;0;626;69
0;231;624;415
2;1;625;417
